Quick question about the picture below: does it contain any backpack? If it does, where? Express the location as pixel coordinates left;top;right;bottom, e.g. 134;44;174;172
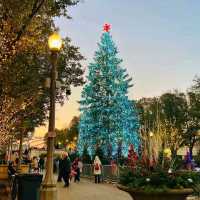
95;163;100;170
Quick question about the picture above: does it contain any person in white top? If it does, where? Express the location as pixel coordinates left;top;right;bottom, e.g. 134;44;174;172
93;156;102;183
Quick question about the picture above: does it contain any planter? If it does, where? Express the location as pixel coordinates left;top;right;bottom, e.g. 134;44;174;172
0;164;9;180
20;164;29;174
117;185;194;200
0;164;29;180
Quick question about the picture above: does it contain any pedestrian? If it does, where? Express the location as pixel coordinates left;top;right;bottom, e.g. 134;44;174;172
72;158;80;182
53;158;57;173
55;157;60;174
57;155;63;182
8;161;16;176
33;157;39;173
93;156;102;183
38;157;45;172
60;152;71;187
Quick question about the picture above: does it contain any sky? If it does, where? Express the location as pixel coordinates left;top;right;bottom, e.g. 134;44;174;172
34;0;200;137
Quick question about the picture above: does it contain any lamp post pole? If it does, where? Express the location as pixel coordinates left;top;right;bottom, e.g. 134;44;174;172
40;52;57;200
40;33;62;200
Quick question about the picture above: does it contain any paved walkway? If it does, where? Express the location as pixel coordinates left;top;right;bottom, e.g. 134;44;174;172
57;178;132;200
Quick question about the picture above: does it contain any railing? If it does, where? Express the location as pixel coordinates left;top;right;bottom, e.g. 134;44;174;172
82;164;120;182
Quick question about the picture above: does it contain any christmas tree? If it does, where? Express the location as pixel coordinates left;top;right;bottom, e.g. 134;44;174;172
78;24;140;157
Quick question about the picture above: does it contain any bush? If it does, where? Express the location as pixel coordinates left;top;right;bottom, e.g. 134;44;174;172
119;167;200;193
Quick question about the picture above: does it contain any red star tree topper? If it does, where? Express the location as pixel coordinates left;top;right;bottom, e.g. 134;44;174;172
103;23;111;32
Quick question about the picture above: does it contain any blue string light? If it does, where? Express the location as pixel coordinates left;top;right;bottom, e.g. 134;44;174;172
78;25;140;157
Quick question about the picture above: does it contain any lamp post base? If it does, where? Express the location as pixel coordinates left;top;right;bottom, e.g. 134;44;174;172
40;184;57;200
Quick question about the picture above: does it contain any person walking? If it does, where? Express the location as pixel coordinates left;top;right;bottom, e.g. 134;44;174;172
8;161;16;176
93;156;102;184
72;158;80;182
60;152;71;187
57;155;63;182
33;157;39;173
38;157;45;172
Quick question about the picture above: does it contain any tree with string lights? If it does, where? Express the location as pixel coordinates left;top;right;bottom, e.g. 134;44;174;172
0;0;85;149
78;24;140;158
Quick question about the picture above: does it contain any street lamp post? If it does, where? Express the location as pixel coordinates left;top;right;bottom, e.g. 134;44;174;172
40;33;62;200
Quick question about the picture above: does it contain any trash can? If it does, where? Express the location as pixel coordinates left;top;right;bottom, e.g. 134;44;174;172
17;174;43;200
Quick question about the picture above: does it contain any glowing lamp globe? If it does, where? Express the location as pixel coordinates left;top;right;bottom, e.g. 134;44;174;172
48;33;62;51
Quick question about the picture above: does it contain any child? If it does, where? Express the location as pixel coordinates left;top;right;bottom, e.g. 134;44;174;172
93;156;102;183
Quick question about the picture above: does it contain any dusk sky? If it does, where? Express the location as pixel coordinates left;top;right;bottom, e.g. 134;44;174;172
35;0;200;137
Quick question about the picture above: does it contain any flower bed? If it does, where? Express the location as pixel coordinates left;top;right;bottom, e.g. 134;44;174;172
118;167;200;200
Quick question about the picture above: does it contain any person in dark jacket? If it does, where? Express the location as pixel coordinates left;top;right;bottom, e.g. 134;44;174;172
60;152;71;187
38;157;45;172
57;155;63;182
8;161;16;176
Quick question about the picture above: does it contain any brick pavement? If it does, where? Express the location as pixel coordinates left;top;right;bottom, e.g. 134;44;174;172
57;178;131;200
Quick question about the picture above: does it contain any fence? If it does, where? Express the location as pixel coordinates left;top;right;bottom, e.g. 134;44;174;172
82;164;121;182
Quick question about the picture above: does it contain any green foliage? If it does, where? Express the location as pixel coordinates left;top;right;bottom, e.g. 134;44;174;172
94;146;108;164
82;146;91;164
170;156;184;171
0;0;84;145
39;153;47;158
181;77;200;154
119;168;200;193
137;78;200;158
55;128;67;148
66;116;79;143
160;92;188;130
78;28;139;157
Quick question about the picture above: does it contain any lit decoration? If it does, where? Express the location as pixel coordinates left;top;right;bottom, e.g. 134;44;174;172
78;24;140;156
128;144;138;171
0;97;20;146
0;95;39;147
164;148;171;158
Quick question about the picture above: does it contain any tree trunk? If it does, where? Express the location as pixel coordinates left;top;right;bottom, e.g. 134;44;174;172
17;131;24;172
